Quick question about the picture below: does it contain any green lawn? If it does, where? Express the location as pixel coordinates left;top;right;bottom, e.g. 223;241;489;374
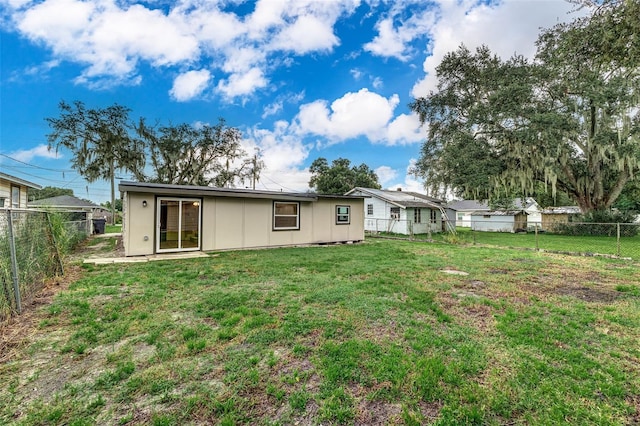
403;228;640;260
1;240;639;425
105;224;122;234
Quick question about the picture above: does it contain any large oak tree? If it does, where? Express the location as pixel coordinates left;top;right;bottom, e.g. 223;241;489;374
410;0;640;213
46;101;145;223
135;118;261;188
309;157;381;195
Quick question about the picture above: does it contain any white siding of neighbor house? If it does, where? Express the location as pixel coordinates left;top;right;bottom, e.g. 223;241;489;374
471;215;516;232
358;196;441;235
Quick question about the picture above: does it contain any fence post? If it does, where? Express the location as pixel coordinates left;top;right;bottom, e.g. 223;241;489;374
6;210;21;315
535;223;539;251
616;223;621;257
46;212;65;276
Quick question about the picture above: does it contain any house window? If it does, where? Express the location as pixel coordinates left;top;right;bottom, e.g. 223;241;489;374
11;186;20;208
273;201;300;230
367;204;373;216
414;209;421;223
336;205;350;224
430;210;437;223
390;207;400;220
457;213;464;220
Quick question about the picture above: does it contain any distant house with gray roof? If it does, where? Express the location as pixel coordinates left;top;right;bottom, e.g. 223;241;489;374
345;187;451;234
448;198;541;228
29;195;107;234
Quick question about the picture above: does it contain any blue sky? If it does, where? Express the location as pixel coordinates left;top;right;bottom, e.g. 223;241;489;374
1;0;580;204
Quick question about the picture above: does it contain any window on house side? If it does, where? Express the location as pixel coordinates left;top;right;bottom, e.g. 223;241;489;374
336;205;350;224
430;210;437;223
414;209;421;223
367;204;373;216
273;201;300;230
11;186;20;209
390;207;400;220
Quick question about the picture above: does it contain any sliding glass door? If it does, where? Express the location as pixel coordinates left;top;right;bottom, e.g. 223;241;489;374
157;198;201;252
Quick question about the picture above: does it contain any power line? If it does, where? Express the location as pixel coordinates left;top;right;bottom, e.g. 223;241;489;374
0;153;73;172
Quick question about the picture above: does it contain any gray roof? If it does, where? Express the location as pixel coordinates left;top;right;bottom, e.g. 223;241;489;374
119;181;365;202
0;172;41;189
448;197;538;211
345;187;445;209
28;195;101;209
470;210;528;216
541;206;581;215
447;200;489;211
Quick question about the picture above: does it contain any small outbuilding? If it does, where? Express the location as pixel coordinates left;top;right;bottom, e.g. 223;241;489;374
540;206;582;231
119;181;365;256
470;210;528;233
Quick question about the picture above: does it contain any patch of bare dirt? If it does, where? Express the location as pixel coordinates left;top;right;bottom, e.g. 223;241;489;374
627;395;640;425
355;399;402;425
438;293;496;333
554;285;620;303
418;400;443;423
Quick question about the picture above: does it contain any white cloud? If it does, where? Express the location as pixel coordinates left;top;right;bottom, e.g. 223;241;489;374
364;8;436;61
385;159;426;193
411;0;581;96
371;76;383;89
17;0;199;84
217;67;268;98
294;88;401;143
9;144;61;162
385;113;424;145
6;0;358;98
245;121;313;191
261;101;283;119
269;14;339;54
169;69;211;101
375;165;397;186
350;68;363;80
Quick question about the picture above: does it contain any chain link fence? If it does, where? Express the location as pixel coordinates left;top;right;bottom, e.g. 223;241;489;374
366;219;640;260
364;218;441;240
0;209;89;320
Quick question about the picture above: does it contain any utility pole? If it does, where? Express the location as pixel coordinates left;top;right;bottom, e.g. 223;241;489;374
252;154;257;190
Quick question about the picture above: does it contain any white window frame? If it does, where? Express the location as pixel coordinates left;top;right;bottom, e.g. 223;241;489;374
273;201;300;230
430;209;437;224
11;185;20;208
336;205;351;225
367;204;373;216
414;209;421;223
156;197;202;253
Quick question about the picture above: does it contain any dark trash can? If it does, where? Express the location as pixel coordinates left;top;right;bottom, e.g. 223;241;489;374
93;218;106;234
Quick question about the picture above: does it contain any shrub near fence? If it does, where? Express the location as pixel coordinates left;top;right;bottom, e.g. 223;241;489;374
0;209;88;320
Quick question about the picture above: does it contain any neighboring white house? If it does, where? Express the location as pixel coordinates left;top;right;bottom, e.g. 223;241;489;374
470;210;528;233
0;172;41;209
345;187;450;235
448;198;541;228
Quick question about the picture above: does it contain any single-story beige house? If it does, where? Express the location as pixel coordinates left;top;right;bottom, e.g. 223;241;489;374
0;172;41;209
119;181;365;256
